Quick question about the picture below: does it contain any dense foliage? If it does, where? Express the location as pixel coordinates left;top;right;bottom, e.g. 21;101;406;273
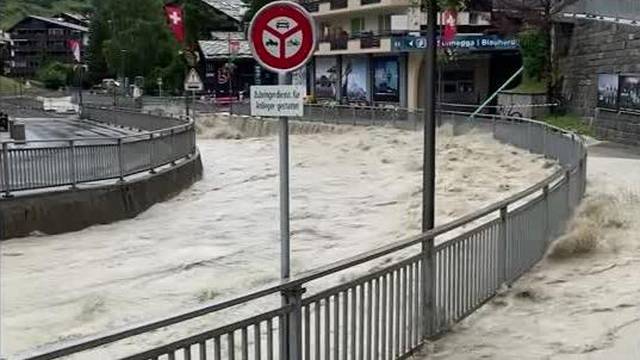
518;28;549;84
36;61;73;89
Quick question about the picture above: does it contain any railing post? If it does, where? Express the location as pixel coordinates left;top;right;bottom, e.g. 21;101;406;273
149;133;156;174
117;138;125;182
69;140;77;189
281;286;305;360
2;142;12;198
421;235;436;338
498;206;508;284
170;129;176;166
543;185;550;243
565;169;572;214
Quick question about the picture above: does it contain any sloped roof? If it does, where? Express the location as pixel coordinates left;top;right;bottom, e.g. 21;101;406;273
201;0;247;22
211;31;245;40
198;39;252;59
9;15;89;32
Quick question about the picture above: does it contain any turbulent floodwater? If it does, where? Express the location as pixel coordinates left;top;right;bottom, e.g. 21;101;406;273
0;123;557;357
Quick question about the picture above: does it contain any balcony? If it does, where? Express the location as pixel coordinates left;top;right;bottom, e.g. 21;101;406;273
330;0;348;10
317;31;391;55
314;0;411;17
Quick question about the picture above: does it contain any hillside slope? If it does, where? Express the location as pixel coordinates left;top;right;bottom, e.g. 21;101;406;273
1;0;91;29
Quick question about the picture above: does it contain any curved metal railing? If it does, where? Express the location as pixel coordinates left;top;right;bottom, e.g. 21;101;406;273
19;109;587;360
0;107;197;197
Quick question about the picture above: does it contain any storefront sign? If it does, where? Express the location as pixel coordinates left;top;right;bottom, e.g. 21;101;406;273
392;35;519;52
251;85;305;117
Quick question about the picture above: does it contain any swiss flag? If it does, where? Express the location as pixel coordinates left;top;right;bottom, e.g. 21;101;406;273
442;9;457;44
67;39;81;62
164;3;185;44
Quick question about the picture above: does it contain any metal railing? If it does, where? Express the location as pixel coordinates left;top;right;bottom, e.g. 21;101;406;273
20;108;587;360
0;107;197;196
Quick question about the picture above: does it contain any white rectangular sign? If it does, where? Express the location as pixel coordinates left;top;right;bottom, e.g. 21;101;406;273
251;85;305;117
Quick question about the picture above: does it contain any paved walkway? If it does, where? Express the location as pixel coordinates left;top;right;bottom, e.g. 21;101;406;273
415;141;640;360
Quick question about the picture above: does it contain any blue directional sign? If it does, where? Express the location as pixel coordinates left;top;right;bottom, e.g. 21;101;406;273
392;34;519;52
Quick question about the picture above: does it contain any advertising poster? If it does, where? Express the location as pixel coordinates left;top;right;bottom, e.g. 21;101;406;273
315;57;338;99
342;56;368;103
597;74;619;109
373;57;399;102
292;66;307;95
619;75;640;111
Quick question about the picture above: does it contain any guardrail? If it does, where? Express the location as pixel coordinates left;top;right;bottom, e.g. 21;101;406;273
0;107;197;197
20;109;587;360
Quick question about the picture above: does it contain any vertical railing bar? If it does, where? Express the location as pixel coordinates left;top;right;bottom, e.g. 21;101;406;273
304;305;310;360
214;335;221;360
228;331;235;360
378;275;385;360
315;301;321;360
242;327;248;360
358;282;365;360
267;319;273;360
255;322;262;360
334;293;340;360
324;297;331;360
198;341;206;360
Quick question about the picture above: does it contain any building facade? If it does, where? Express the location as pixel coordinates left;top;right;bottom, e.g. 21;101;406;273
298;0;521;109
0;31;12;76
7;15;88;78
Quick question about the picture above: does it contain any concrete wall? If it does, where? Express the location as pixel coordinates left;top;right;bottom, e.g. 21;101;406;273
557;20;640;117
82;106;187;131
0;152;203;240
594;108;640;146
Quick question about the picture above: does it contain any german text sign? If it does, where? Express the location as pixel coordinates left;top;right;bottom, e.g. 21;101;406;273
248;1;316;73
251;85;304;117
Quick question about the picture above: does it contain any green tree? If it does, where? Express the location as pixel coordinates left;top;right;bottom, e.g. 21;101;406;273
86;0;184;91
37;61;73;89
176;0;237;46
242;0;273;22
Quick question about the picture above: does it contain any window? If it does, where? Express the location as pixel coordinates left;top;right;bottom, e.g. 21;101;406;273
378;15;391;34
351;18;365;36
48;28;64;36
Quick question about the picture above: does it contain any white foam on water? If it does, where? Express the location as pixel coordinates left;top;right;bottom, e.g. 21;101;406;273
0;125;558;357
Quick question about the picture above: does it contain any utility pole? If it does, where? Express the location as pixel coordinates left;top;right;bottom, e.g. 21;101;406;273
422;0;437;233
421;0;438;339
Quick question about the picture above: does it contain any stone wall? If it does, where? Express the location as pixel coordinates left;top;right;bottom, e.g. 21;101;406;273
594;108;640;146
557;20;640;117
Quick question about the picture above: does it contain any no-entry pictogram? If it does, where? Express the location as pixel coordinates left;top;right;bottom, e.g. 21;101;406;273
249;1;316;73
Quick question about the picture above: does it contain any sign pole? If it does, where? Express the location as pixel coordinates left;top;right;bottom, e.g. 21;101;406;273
422;0;438;339
279;71;291;282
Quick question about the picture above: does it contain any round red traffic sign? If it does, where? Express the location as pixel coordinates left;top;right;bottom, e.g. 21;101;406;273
249;1;316;73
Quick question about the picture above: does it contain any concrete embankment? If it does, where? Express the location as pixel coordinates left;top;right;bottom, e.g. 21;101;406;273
0;152;202;239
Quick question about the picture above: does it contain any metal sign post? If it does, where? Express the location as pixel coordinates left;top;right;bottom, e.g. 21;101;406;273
422;0;438;339
249;2;315;358
249;0;316;283
184;68;203;119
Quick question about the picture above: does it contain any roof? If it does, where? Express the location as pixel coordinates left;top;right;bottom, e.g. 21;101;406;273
210;31;245;40
9;15;89;32
198;39;252;59
201;0;247;22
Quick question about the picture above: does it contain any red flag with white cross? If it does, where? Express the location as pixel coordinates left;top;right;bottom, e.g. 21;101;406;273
164;3;185;44
442;9;457;44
